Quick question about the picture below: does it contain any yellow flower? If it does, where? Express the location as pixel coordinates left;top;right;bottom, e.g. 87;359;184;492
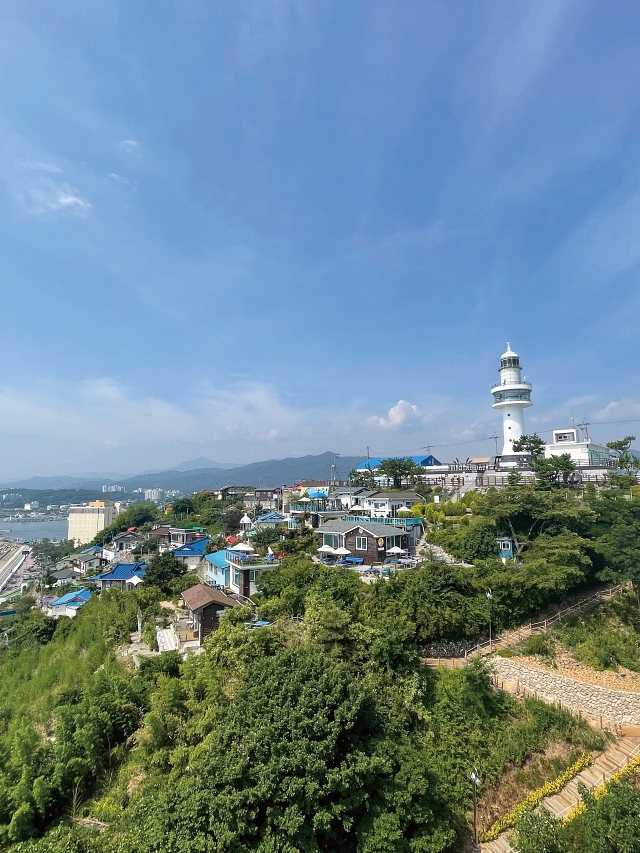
481;754;592;842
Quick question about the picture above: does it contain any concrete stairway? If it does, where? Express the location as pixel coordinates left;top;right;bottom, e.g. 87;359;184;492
480;737;640;853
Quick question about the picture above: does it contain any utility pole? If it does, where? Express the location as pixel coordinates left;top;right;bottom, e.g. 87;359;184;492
331;453;340;487
577;419;590;440
490;434;499;457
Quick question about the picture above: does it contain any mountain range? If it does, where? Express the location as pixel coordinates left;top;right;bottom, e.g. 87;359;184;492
0;452;365;493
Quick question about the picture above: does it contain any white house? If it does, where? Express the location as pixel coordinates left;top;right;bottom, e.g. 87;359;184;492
544;429;614;469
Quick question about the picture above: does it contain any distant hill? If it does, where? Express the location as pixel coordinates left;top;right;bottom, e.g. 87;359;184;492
0;452;365;494
173;457;240;471
119;452;365;492
0;476;112;490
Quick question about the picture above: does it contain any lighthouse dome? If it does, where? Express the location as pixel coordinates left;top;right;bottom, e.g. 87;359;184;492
501;342;519;359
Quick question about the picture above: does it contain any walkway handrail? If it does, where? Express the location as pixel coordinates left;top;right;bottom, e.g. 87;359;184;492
424;582;630;667
552;740;640;820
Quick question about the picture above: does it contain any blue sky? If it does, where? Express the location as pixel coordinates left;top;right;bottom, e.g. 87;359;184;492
1;0;640;478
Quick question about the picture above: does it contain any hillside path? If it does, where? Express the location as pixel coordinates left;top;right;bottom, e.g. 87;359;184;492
480;736;640;853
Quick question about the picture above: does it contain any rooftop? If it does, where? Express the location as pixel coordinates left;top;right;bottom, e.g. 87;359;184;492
91;562;147;581
172;537;209;557
356;455;441;471
181;583;239;612
317;519;407;537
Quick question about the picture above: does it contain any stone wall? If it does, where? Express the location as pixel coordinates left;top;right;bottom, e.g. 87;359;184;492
491;657;640;725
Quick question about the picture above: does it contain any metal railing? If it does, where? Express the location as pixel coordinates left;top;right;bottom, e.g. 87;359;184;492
344;515;423;527
552;740;640;819
423;583;630;667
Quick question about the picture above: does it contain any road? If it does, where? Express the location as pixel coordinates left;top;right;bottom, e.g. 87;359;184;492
0;546;27;593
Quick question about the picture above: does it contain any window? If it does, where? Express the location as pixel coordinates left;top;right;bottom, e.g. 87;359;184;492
356;537;367;551
386;536;394;549
323;534;339;549
233;568;240;587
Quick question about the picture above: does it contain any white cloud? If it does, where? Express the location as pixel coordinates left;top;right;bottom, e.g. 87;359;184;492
367;400;421;430
25;162;62;173
17;177;91;217
108;172;130;184
120;140;138;152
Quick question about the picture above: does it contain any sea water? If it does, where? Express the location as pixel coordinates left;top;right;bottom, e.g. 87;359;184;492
0;519;69;542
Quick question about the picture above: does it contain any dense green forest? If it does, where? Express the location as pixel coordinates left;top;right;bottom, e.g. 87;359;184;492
0;476;639;850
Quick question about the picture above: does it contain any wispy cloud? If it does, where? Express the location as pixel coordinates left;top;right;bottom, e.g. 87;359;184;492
24;161;62;173
120;140;139;152
16;177;91;217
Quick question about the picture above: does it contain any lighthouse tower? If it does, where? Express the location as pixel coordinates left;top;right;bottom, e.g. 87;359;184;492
491;343;532;461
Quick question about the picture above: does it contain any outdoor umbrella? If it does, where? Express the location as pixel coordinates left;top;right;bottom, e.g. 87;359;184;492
230;542;255;552
397;506;413;514
128;574;144;586
299;496;312;503
317;545;337;554
334;547;351;556
387;546;406;554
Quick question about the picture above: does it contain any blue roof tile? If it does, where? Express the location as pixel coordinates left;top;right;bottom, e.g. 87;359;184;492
173;537;209;557
92;563;147;581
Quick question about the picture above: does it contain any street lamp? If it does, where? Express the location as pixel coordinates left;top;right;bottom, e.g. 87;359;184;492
470;767;482;848
486;589;493;651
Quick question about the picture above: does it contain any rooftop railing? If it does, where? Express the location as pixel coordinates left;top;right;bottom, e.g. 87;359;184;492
225;549;279;569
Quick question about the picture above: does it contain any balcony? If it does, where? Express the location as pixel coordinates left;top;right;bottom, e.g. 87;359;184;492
344;515;423;528
225;549;279;570
491;381;532;391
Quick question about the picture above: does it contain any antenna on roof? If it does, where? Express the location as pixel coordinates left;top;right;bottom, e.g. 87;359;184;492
577;419;590;440
422;444;432;455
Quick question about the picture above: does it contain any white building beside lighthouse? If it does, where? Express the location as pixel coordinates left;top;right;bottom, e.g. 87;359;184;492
491;344;532;464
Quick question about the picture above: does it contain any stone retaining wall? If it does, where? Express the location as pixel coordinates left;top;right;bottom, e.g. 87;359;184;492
491;657;640;725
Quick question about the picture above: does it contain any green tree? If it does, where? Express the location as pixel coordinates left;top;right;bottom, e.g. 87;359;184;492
170;497;194;518
513;434;575;489
377;457;422;489
511;807;566;853
564;780;640;852
143;553;184;593
251;526;281;549
92;504;158;546
350;467;376;489
8;802;37;842
119;645;453;853
512;433;546;458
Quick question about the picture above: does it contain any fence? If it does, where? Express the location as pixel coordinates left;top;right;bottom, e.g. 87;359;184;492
423;582;630;668
487;672;640;737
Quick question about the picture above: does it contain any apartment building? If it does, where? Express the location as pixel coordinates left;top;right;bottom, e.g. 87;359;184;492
68;500;118;546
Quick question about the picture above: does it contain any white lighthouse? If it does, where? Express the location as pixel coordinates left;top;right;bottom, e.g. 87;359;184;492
491;343;533;462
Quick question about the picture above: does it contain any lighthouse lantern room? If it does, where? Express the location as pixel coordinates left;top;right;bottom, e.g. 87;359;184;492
491;343;533;463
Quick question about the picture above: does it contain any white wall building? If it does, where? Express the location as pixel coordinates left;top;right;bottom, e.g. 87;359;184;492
144;488;164;502
68;501;118;546
544;428;613;468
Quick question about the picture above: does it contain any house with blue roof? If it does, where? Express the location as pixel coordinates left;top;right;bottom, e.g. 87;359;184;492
49;589;91;619
356;454;442;472
90;563;147;592
204;550;230;588
172;536;209;571
253;511;285;530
